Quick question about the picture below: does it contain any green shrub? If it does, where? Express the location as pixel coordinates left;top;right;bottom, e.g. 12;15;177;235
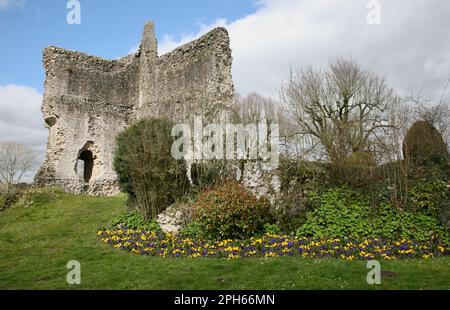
193;181;270;240
371;203;447;243
114;118;190;219
297;187;373;239
110;211;161;232
409;180;448;216
409;180;450;233
263;223;282;235
179;221;206;239
297;187;449;242
403;121;449;165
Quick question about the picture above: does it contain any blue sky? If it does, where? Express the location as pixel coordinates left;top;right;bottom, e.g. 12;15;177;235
0;0;258;91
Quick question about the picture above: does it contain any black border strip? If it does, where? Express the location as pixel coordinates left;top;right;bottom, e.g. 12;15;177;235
0;290;448;307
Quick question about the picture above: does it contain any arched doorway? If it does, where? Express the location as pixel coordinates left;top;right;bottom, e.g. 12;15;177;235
78;150;94;183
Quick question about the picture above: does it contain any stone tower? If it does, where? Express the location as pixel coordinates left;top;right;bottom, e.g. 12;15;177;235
35;21;234;195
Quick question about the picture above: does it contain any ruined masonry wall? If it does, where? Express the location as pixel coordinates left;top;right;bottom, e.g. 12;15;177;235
138;27;234;122
35;22;235;195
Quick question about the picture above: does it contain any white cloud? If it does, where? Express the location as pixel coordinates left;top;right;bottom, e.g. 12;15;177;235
156;0;450;102
0;85;46;180
158;19;228;55
0;0;11;9
0;0;25;10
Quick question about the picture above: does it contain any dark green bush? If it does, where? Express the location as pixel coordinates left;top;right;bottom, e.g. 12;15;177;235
114;118;190;219
193;181;270;240
409;180;448;217
403;121;449;165
297;187;449;242
110;211;161;232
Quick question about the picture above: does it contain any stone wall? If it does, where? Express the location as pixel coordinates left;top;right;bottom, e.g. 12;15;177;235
242;161;281;203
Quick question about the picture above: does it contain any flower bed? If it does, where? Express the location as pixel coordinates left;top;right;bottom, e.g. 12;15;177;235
98;229;449;260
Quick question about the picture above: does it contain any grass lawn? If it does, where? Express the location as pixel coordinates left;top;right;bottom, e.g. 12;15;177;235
0;189;449;290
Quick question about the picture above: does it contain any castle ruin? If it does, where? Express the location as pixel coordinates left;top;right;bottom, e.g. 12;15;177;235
35;21;235;195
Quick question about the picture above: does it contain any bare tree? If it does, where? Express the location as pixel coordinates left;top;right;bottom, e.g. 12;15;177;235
232;93;283;125
381;98;414;162
232;92;300;156
407;78;450;145
281;57;399;163
0;142;38;193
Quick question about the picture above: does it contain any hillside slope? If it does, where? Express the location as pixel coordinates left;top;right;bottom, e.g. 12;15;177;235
0;189;449;289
